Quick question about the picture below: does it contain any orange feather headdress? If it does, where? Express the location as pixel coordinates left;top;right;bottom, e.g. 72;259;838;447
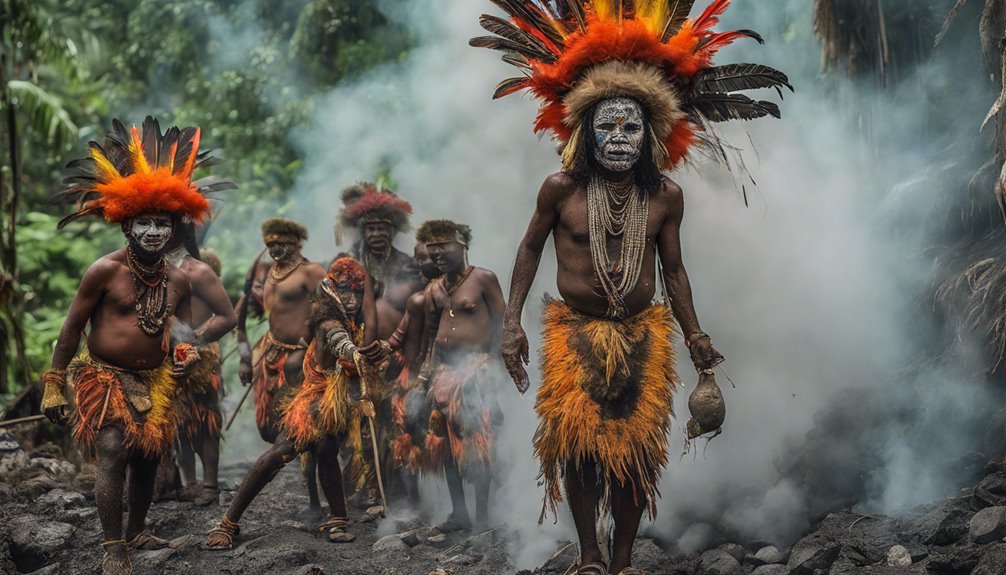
471;0;791;170
337;183;413;236
51;116;236;228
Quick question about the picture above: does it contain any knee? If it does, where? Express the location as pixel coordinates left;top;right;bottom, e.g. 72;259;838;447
95;429;127;466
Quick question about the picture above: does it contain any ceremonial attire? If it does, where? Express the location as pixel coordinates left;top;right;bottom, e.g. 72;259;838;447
178;342;223;443
425;353;498;477
253;332;307;433
534;297;678;519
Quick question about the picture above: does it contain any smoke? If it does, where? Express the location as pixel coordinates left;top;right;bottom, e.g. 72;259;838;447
199;0;1001;566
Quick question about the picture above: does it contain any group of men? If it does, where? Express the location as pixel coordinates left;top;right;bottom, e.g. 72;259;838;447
37;2;787;574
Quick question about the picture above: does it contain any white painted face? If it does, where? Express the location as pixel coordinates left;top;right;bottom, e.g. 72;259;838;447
129;212;174;254
592;97;645;173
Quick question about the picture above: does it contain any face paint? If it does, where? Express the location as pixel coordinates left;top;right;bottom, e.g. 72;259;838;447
363;221;394;255
267;242;295;261
415;245;441;280
129;213;174;255
592;97;645;173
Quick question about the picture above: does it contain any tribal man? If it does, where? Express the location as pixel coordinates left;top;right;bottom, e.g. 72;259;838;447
384;240;444;504
41;117;234;574
205;258;386;549
337;184;424;504
236;218;326;511
471;1;788;573
167;238;237;505
418;220;506;531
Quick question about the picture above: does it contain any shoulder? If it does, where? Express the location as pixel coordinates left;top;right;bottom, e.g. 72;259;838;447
82;251;125;284
407;290;426;310
653;176;684;217
303;261;327;279
539;172;578;207
167;261;192;293
182;257;216;284
472;267;500;286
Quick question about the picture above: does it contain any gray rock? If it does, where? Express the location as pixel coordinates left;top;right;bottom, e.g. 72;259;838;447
924;507;972;546
631;538;667;572
398;529;421;547
698;549;744;575
29;457;75;479
10;518;75;573
540;543;576;574
289;566;325;575
37;488;86;511
752;565;790;575
132;548;177;570
372;534;409;553
973;543;1006;575
0;430;20;452
787;534;840;575
927;545;982;574
885;545;911;567
0;445;29;476
719;543;746;563
972;506;1006;544
752;545;786;566
219;490;233;507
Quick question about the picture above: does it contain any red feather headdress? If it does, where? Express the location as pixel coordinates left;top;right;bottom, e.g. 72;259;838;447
326;257;367;292
471;0;791;170
51;116;235;228
338;183;413;234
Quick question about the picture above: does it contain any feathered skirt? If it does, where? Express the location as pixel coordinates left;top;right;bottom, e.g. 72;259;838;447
69;351;178;458
425;353;497;478
534;297;678;521
253;332;307;431
177;342;223;441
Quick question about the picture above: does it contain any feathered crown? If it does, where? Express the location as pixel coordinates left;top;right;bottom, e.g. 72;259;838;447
471;0;791;170
337;183;412;237
51;116;235;228
416;219;473;247
262;218;308;244
326;257;366;291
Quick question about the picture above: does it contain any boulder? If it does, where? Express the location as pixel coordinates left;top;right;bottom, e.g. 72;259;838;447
372;534;409;553
970;506;1006;544
787;534;840;575
752;545;786;566
924;508;973;546
37;488;86;511
132;548;177;571
974;473;1006;508
698;548;744;575
632;538;668;572
927;545;982;575
719;543;746;563
973;543;1006;575
885;545;912;567
9;517;75;573
752;565;790;575
289;566;325;575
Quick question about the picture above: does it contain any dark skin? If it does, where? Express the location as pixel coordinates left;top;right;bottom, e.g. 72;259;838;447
238;239;325;442
43;212;193;570
171;249;237;496
424;238;506;528
207;290;362;548
362;221;425;341
503;169;722;573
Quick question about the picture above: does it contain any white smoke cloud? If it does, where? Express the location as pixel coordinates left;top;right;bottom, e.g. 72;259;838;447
212;0;995;566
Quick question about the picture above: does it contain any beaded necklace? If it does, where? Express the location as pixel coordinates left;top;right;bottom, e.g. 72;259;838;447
126;246;172;336
586;174;649;319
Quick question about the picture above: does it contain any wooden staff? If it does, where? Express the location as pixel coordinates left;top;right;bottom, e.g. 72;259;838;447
0;414;46;428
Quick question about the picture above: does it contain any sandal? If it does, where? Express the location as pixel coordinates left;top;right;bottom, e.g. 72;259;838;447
317;516;355;543
100;540;132;575
616;569;648;575
566;563;608;575
205;517;240;550
193;484;220;507
126;532;189;550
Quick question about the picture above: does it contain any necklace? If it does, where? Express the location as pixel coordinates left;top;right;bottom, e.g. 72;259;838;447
269;258;305;284
586;174;649;319
440;265;474;318
126;247;172;336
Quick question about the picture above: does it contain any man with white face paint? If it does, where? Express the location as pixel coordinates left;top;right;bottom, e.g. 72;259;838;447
475;2;787;571
41;117;235;574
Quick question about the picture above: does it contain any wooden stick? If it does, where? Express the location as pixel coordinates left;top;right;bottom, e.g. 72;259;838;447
225;383;254;431
0;414;46;428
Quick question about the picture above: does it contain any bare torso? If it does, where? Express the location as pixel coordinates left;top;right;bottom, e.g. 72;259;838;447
552;176;672;318
86;249;191;370
262;261;326;344
429;268;504;358
371;250;424;341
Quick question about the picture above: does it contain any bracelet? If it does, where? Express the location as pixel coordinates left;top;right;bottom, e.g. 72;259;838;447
687;332;710;345
42;368;67;386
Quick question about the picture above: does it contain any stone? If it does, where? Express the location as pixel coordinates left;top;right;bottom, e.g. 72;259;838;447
752;545;786;566
632;538;668;572
924;508;973;545
973;543;1006;575
971;506;1006;544
698;548;744;575
719;543;746;563
398;529;421;547
927;546;982;574
752;565;790;575
9;518;75;573
219;490;233;507
787;534;840;575
885;545;911;567
24;564;61;575
18;474;57;498
974;473;1006;508
37;488;86;511
29;457;75;479
372;534;409;553
132;548;177;570
290;566;325;575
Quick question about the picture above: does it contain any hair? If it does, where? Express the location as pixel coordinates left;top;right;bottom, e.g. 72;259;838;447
199;248;223;277
564;100;664;194
416;219;473;246
261;218;308;242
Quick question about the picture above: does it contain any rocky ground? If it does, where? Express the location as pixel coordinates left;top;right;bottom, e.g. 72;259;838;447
3;422;1006;575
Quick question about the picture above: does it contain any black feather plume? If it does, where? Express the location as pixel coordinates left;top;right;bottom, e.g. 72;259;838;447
661;0;697;41
687;93;781;122
470;36;558;64
693;64;793;97
480;14;557;59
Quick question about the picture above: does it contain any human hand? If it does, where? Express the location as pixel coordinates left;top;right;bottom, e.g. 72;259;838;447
172;344;201;379
359;340;390;363
44;405;68;427
502;322;530;394
687;333;724;372
239;359;253;386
